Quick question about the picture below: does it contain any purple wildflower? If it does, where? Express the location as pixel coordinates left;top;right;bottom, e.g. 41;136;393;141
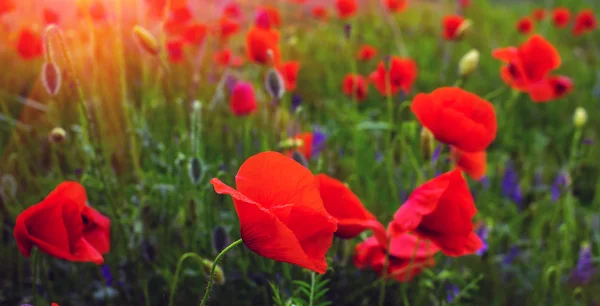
101;265;113;286
503;245;520;266
446;284;460;303
225;74;238;93
291;94;302;113
502;160;522;208
569;243;595;286
475;223;489;256
583;138;594;145
551;171;569;202
431;145;442;166
310;129;327;158
344;23;352;39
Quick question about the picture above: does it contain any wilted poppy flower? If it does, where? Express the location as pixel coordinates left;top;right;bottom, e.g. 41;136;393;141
552;7;571;28
369;57;418;96
315;174;383;239
356;44;378;61
573;10;597;36
16;27;43;60
218;17;241;39
14;182;111;264
246;26;280;65
336;0;357;19
516;17;534;34
182;23;207;45
166;39;184;63
230;81;257;116
389;169;483;256
532;8;546;21
342;73;368;102
311;6;328;20
410;87;497;152
210;151;338;274
214;49;244;67
354;233;439;282
291;131;327;160
43;8;60;25
277;61;301;91
442;15;471;40
0;0;15;16
222;2;242;19
383;0;407;12
451;147;486;180
89;0;107;22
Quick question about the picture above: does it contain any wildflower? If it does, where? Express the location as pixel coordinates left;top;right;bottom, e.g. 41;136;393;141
458;49;480;77
229;81;257;116
182;23;207;46
291;94;302;113
16;27;43;60
222;2;242;19
573;107;588;128
411;87;497;152
474;222;489;256
166;39;184;63
0;0;15;16
210;152;338;274
446;284;460;303
277;61;301;91
369;56;418;96
89;0;107;22
356;44;378;61
101;265;113;286
43;8;60;25
502;245;520;265
451;147;486;180
573;10;597;36
552;8;571;28
256;6;282;29
551;170;570;202
442;15;471;40
290;130;327;160
336;0;358;19
501;160;522;207
342;73;368;102
390;169;483;256
532;8;546;21
458;0;470;8
568;243;595;286
14;182;111;264
516;17;534;34
384;0;407;13
311;6;328;20
245;26;280;65
164;6;192;35
218;17;240;40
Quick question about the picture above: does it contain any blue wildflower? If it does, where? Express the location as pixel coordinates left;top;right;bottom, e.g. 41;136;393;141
311;129;327;158
569;243;595;286
446;284;460;303
502;160;522;208
101;265;113;286
503;245;520;266
551;171;569;202
343;23;352;39
291;94;302;113
475;223;489;256
583;138;594;146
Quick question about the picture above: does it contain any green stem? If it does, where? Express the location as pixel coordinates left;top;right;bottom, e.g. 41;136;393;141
378;236;391;306
200;239;244;306
309;272;316;306
168;252;205;306
31;249;39;303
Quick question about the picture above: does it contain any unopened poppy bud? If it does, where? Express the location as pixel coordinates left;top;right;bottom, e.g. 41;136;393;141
455;19;473;39
265;68;285;100
201;259;226;285
133;25;160;56
573;107;587;128
292;150;308;167
49;127;67;143
41;62;62;96
188;157;204;185
458;49;479;77
420;127;435;160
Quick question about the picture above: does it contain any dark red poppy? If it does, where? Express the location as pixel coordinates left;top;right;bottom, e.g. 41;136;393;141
342;73;368;102
230;81;257;116
257;6;282;28
277;61;301;91
532;8;546;21
211;152;338;274
552;7;571;28
410;87;497;152
166;39;184;63
182;23;207;46
222;2;242;19
0;0;15;16
89;0;107;22
383;0;407;13
14;182;110;264
451;147;486;180
442;15;467;40
311;6;328;20
164;6;193;35
246;26;281;65
389;169;483;256
336;0;357;19
16;27;43;60
218;17;241;40
572;10;597;36
354;233;439;282
516;17;534;34
528;75;573;102
369;57;417;96
356;44;378;61
43;8;60;25
214;49;243;67
316;174;383;239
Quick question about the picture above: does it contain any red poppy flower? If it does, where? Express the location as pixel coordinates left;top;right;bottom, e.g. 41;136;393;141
383;0;407;13
43;8;60;25
458;0;470;8
354;233;439;282
315;174;383;239
552;7;571;28
166;39;184;63
311;6;328;20
14;182;111;264
410;87;497;152
230;81;257;116
16;27;43;60
164;7;193;35
528;75;573;103
336;0;357;19
0;0;15;16
369;57;417;96
258;6;282;28
342;73;368;102
389;169;482;256
246;26;280;65
222;2;242;19
451;147;486;180
532;8;546;21
210;152;338;274
182;23;207;46
214;49;243;67
356;44;378;61
442;15;468;40
293;132;314;160
277;61;301;91
516;17;534;34
573;9;597;36
89;0;107;22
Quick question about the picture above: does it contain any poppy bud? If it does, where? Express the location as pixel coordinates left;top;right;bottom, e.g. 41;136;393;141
278;138;304;150
230;81;258;116
458;49;479;77
265;68;285;101
420;127;435;160
573;107;587;128
133;25;160;56
41;62;62;96
188;157;204;185
291;150;309;168
201;259;226;285
455;19;473;40
49;127;67;143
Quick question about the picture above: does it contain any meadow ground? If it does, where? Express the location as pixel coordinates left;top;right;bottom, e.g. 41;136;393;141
0;0;599;305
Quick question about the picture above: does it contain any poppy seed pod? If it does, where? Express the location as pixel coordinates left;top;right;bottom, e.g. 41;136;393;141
133;25;160;56
201;259;226;285
458;49;479;77
265;68;285;100
41;62;61;96
420;127;435;160
49;127;67;143
573;107;588;128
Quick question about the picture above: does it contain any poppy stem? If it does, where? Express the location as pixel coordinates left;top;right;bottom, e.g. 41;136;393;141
199;239;244;306
378;236;391;306
31;248;39;303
